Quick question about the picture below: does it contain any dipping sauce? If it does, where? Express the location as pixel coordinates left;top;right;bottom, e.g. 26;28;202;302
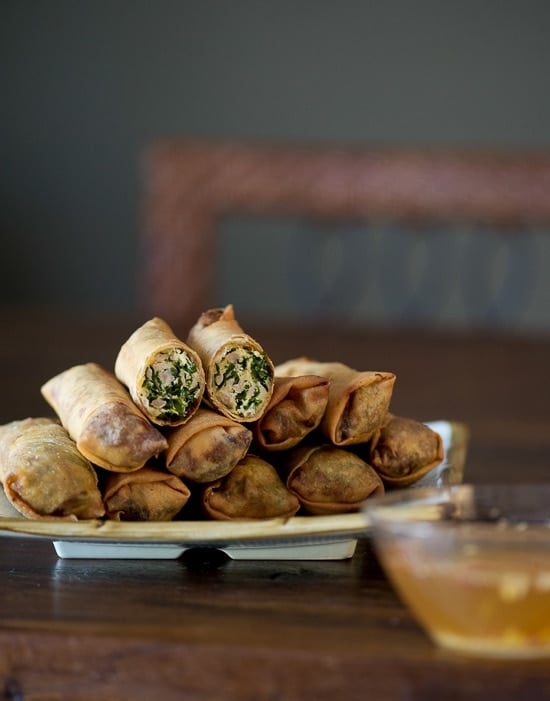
380;539;550;658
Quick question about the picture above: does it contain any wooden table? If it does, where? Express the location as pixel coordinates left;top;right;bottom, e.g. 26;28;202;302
1;307;550;700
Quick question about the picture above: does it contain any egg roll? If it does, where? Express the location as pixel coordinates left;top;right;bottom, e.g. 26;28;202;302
164;407;252;483
102;466;191;521
284;442;384;515
201;454;300;520
0;417;105;520
186;305;275;422
115;317;205;427
252;375;330;451
41;362;168;472
275;358;395;446
367;414;444;487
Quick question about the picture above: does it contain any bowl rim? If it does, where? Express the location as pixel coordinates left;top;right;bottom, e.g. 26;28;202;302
365;482;550;506
363;482;550;535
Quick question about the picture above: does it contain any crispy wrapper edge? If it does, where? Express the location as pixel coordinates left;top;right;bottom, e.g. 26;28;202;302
253;375;330;451
164;407;252;466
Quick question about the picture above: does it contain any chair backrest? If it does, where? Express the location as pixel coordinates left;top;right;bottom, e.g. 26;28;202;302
139;139;550;332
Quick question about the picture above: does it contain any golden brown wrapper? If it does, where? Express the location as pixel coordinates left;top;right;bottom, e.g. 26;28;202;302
164;407;252;483
186;305;275;422
284;442;385;515
275;358;395;446
252;375;330;451
367;414;444;487
41;363;168;472
201;454;300;521
0;417;105;520
102;466;191;521
115;317;205;427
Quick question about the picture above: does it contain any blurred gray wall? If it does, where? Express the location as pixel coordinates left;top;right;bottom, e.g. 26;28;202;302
2;1;550;328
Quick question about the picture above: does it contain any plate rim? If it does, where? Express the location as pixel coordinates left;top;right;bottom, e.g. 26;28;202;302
0;510;369;545
0;419;466;548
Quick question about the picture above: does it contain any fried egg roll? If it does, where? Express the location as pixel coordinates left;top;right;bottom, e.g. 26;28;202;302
164;407;252;483
41;363;168;472
283;442;384;515
186;305;275;422
367;414;444;487
0;417;104;520
275;358;395;446
201;454;300;520
102;465;191;521
252;375;330;451
115;317;205;427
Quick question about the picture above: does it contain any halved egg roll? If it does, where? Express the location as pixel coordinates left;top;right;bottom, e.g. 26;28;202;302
283;442;384;515
102;465;191;521
275;358;395;446
367;414;444;487
201;454;300;520
0;417;105;520
186;305;275;422
252;375;330;451
115;317;205;427
164;407;252;483
41;363;168;472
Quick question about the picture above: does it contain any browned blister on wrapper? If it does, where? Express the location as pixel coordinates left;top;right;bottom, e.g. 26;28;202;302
41;363;168;472
102;466;191;521
368;414;444;487
201;454;300;520
283;442;384;515
164;407;252;483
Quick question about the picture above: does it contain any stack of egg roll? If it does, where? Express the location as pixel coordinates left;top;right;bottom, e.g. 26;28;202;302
0;306;445;523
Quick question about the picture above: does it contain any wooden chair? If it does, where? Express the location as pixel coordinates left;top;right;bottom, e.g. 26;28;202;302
139;139;550;332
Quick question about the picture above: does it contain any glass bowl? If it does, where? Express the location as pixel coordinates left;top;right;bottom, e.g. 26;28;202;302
364;484;550;658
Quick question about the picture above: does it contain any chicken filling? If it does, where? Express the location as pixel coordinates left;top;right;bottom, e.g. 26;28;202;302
212;345;273;418
140;349;202;422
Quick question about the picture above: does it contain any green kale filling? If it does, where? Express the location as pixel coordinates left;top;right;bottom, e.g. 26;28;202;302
234;384;262;412
142;351;200;421
250;353;272;390
214;347;272;415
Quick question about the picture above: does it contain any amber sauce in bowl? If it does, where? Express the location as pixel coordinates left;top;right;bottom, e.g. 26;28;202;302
365;485;550;658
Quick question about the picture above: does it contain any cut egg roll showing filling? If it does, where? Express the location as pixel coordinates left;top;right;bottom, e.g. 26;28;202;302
115;317;205;427
187;305;275;422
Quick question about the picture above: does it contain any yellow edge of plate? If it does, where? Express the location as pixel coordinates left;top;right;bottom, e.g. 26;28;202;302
0;511;368;543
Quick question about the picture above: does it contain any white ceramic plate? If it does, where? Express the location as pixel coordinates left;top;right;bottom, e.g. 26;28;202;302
0;420;467;560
